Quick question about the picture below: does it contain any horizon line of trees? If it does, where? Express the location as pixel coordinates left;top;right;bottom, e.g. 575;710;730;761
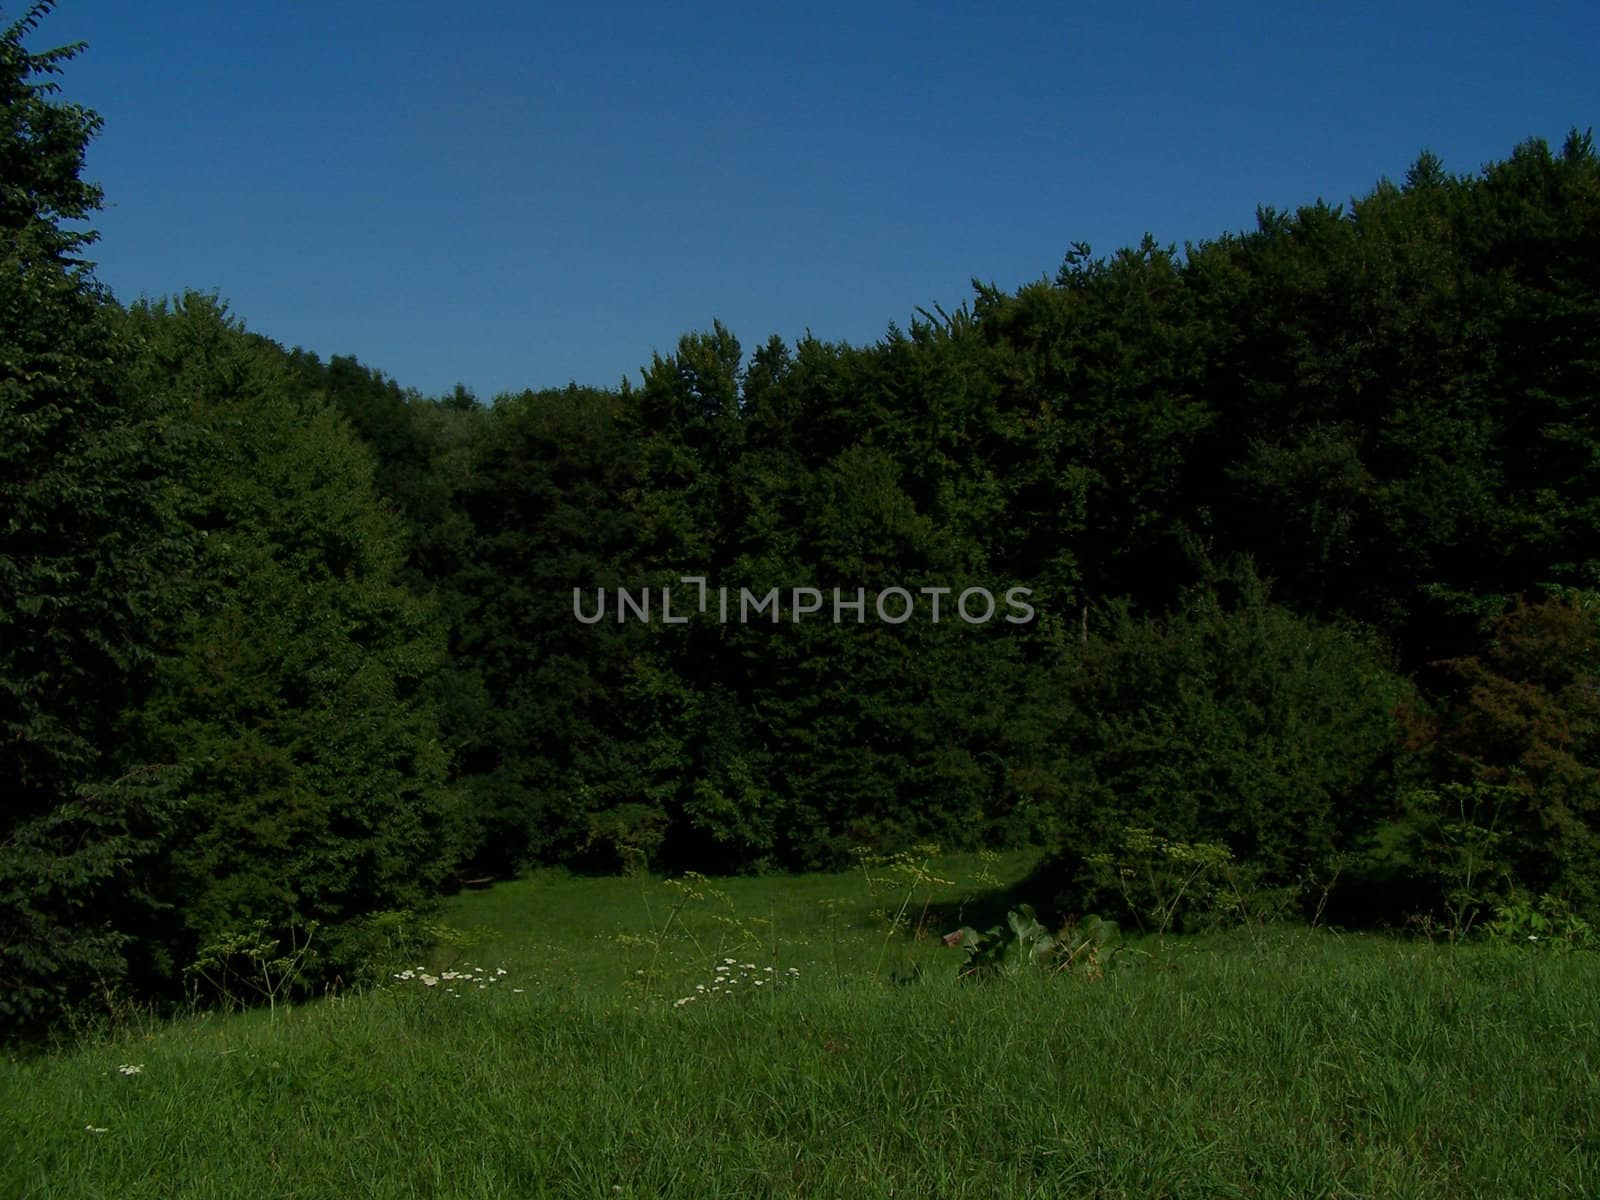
5;1;1600;1037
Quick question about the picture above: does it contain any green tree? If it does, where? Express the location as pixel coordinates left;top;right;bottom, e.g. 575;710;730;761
1187;137;1600;664
1411;592;1600;918
119;294;458;986
0;3;192;1032
447;382;645;869
1032;565;1414;920
0;2;100;261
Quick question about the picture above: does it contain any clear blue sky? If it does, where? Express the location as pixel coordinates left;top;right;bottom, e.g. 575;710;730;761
37;0;1600;401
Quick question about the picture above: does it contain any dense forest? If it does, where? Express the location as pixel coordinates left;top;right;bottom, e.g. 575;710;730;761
4;5;1599;1036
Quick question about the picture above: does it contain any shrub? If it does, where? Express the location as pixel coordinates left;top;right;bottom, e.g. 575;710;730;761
1032;566;1414;919
1407;592;1600;919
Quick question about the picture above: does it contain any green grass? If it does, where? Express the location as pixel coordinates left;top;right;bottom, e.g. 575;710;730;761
4;849;1598;1198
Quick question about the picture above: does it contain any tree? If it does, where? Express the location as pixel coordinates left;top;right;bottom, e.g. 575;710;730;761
1411;592;1600;918
1031;566;1415;924
0;3;192;1032
0;2;102;261
447;382;645;870
119;294;458;983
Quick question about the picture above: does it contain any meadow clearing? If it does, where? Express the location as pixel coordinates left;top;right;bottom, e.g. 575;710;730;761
3;848;1596;1199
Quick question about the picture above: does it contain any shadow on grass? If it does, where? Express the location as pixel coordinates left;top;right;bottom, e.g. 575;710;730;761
917;850;1442;944
919;851;1075;939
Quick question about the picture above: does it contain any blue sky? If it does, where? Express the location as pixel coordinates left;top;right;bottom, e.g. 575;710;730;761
38;0;1600;400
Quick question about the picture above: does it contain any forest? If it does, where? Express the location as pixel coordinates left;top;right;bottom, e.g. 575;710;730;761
4;5;1599;1040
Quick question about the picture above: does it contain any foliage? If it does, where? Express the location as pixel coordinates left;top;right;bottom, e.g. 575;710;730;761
117;294;458;989
584;803;671;875
1190;135;1600;662
325;908;486;990
1033;566;1414;918
0;3;193;1033
184;919;321;1018
7;0;1600;1036
1390;781;1517;942
286;130;1599;900
1081;827;1254;935
947;903;1123;981
0;2;102;264
1406;592;1600;919
1485;892;1598;951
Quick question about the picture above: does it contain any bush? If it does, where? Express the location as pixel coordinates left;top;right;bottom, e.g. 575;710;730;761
1405;592;1600;919
1032;566;1414;920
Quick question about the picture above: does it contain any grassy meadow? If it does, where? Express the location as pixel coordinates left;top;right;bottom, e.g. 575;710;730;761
3;849;1597;1199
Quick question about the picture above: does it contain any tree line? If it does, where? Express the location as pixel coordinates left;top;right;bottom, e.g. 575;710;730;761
4;2;1598;1034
